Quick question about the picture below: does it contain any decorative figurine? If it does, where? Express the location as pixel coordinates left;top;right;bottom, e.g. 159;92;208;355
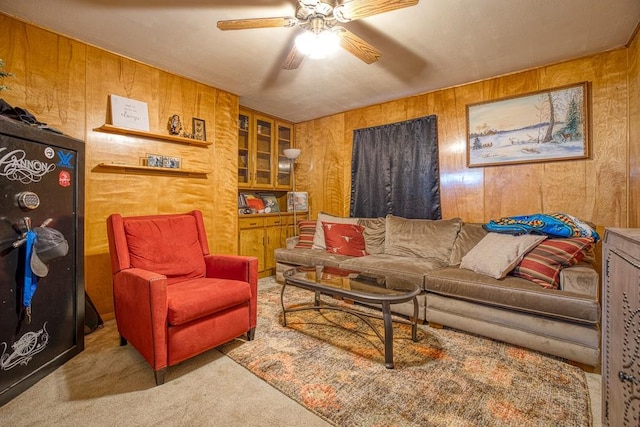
168;114;182;135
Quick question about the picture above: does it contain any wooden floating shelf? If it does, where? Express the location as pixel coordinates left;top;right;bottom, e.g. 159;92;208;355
94;124;212;147
96;162;210;177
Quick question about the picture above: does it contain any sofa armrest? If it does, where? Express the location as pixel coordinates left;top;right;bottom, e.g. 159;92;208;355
286;236;299;249
560;264;599;298
113;268;168;369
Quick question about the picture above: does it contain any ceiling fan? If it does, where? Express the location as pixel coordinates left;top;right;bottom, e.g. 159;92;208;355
217;0;419;70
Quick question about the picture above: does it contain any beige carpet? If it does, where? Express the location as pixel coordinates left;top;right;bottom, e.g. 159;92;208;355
0;277;601;426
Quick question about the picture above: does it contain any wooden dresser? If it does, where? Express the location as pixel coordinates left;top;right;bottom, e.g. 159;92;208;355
602;228;640;426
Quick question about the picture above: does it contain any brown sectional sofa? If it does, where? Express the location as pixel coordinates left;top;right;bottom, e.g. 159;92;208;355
274;213;601;367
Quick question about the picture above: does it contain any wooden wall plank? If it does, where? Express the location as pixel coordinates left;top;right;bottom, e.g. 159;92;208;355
296;49;631;232
0;15;86;140
628;30;640;228
0;14;239;318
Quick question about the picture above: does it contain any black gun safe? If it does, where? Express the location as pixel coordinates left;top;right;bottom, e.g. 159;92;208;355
0;118;84;406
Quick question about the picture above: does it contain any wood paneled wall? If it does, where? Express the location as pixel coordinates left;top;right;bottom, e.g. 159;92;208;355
0;14;239;318
629;28;640;228
295;49;631;230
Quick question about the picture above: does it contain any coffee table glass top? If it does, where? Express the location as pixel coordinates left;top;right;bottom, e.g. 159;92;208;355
284;266;420;302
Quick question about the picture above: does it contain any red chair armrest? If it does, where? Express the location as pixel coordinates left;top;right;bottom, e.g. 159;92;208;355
113;268;168;370
205;255;257;283
205;255;258;328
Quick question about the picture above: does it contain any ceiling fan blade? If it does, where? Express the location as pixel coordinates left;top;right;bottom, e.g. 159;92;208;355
334;27;381;64
335;0;419;22
282;45;305;70
217;17;296;31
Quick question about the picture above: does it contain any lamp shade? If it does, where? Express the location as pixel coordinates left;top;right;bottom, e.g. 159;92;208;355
283;148;301;160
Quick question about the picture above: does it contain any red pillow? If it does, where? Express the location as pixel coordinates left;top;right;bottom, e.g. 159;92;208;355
294;220;317;249
322;222;368;257
511;237;594;289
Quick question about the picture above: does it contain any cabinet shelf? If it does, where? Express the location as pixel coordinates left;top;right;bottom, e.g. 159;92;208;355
94;124;212;147
96;162;210;177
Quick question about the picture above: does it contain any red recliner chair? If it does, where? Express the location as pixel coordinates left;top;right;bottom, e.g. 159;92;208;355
106;210;258;385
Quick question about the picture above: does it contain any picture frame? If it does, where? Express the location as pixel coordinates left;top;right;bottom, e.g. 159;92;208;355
287;192;308;212
466;82;589;167
192;117;206;141
109;94;150;131
162;156;181;169
146;153;163;168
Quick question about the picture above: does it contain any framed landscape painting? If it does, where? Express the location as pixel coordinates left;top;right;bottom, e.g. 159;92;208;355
466;82;589;167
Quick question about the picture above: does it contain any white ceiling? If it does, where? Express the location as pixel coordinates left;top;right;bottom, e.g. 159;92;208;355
1;0;639;123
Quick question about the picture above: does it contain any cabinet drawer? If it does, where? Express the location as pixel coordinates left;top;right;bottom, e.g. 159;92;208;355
239;217;265;229
265;216;285;227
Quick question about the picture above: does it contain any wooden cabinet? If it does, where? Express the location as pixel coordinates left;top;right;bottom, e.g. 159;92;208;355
602;228;640;427
238;213;306;277
275;122;294;189
238;109;294;190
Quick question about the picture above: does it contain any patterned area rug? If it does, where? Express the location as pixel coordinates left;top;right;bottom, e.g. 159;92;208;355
220;284;592;427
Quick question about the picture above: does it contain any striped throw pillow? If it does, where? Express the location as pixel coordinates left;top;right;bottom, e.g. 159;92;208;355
511;237;594;289
294;220;317;249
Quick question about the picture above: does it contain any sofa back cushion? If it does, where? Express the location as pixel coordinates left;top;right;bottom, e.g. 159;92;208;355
124;215;206;281
449;223;489;265
384;215;462;261
357;217;386;254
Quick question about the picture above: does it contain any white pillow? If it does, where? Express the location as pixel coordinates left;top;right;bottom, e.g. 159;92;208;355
460;233;546;279
311;212;359;250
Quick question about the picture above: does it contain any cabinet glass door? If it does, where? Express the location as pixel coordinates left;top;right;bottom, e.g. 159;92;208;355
276;123;293;189
238;112;250;186
254;117;274;188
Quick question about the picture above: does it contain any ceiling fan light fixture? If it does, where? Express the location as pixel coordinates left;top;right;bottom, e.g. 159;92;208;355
295;30;340;59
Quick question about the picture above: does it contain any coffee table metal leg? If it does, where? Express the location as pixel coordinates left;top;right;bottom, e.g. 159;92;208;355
280;281;288;327
382;301;394;369
412;296;418;342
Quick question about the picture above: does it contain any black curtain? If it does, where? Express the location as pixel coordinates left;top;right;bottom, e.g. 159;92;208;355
350;115;441;219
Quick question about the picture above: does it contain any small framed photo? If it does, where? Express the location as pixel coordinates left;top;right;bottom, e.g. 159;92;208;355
146;153;163;167
192;117;206;141
162;156;181;169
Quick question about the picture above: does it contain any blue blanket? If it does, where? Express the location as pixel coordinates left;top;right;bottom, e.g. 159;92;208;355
484;213;600;242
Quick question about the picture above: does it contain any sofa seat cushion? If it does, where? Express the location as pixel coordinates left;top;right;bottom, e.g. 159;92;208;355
274;247;351;268
424;267;599;324
167;278;251;326
339;254;448;290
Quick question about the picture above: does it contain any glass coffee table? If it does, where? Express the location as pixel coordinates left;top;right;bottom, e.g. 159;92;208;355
282;266;420;369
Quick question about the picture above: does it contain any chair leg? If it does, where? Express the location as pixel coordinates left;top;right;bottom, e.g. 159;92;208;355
119;335;127;346
154;368;167;386
247;327;256;341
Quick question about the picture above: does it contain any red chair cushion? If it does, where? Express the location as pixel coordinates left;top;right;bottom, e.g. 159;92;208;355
166;278;252;326
124;215;206;281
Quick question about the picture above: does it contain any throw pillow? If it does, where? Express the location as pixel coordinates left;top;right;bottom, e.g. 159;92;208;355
322;222;368;257
311;212;359;250
511;237;595;289
294;220;317;249
460;233;547;279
